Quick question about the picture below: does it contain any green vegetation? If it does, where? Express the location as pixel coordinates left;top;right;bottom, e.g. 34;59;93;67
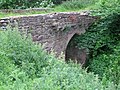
0;0;97;18
0;0;120;89
0;0;53;9
0;0;67;9
0;11;51;19
0;28;117;90
55;0;97;11
89;45;120;85
69;0;120;86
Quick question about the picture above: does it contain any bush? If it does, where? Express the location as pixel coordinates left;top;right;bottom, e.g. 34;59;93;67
0;0;54;9
70;0;120;85
0;27;118;90
96;0;120;15
89;0;120;85
74;13;120;56
89;45;120;85
51;0;67;5
0;27;49;78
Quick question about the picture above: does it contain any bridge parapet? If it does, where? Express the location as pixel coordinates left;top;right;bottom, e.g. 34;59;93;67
0;12;99;65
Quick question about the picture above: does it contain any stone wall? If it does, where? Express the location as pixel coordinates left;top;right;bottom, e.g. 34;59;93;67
0;12;98;64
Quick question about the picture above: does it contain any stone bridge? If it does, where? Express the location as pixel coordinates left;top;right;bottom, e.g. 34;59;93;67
0;12;98;65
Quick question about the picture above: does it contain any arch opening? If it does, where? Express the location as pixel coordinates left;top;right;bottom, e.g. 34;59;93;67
65;34;87;66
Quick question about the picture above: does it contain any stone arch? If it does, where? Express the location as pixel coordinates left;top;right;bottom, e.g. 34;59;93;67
65;34;87;66
0;12;98;64
53;26;86;58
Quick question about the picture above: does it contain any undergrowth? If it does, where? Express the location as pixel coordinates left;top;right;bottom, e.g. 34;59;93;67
0;0;120;89
70;0;120;86
0;27;118;90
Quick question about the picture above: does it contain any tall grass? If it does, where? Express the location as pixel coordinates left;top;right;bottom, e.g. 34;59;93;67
55;0;97;11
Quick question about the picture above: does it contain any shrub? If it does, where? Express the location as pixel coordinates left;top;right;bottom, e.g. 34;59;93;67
70;0;120;85
89;45;120;85
0;27;118;90
96;0;120;15
0;27;49;78
51;0;67;5
0;0;54;9
89;1;120;85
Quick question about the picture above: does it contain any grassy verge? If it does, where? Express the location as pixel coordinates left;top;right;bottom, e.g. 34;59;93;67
0;11;52;18
0;0;98;19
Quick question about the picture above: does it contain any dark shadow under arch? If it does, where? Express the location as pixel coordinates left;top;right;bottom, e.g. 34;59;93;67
65;34;87;66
